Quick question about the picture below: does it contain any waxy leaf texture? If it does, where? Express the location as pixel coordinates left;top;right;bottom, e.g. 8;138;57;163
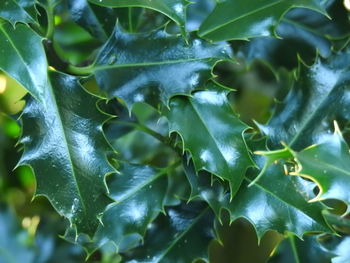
1;0;350;261
19;71;115;237
94;28;231;108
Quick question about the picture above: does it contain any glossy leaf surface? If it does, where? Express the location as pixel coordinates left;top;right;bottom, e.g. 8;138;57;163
184;159;331;237
236;0;350;68
0;0;37;25
87;0;188;31
123;204;213;263
67;0;116;41
79;163;169;252
0;22;47;102
94;28;231;108
293;131;350;206
166;88;254;198
198;0;326;41
260;52;350;150
268;235;335;263
19;71;114;237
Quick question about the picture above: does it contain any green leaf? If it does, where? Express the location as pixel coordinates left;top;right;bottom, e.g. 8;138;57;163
260;51;350;150
87;0;189;32
78;162;170;253
0;22;47;102
166;87;254;198
198;0;326;41
236;0;350;69
67;0;116;41
94;28;231;108
184;158;332;237
18;71;115;237
268;235;336;263
122;204;213;263
229;166;330;237
292;128;350;207
0;0;37;26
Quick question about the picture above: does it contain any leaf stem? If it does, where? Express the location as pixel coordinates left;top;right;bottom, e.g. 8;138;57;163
116;120;167;143
115;120;183;155
288;234;301;263
128;7;134;33
45;0;55;39
67;64;94;76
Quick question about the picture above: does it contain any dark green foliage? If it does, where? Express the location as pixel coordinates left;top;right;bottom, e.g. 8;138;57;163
1;0;350;262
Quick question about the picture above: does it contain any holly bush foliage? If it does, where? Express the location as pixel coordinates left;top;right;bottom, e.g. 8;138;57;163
1;0;350;262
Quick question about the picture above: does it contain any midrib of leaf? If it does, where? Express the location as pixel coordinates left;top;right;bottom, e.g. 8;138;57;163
189;98;231;174
45;79;87;216
157;207;210;262
245;177;326;224
0;23;43;100
289;77;341;147
300;154;350;177
113;169;168;204
289;234;302;263
199;0;284;36
94;57;213;70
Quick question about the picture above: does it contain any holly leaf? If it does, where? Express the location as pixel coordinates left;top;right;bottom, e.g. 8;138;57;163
77;162;170;253
67;0;116;41
93;28;231;108
87;0;189;33
18;71;115;237
268;235;336;263
0;22;47;102
236;0;350;69
184;158;332;238
292;127;350;207
122;204;214;263
166;87;254;198
259;51;350;150
0;0;37;26
198;0;326;41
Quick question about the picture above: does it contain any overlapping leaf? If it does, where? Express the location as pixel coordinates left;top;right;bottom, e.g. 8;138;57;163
0;0;37;25
122;204;213;263
0;22;47;102
166;87;254;198
198;0;326;41
94;28;231;108
87;0;189;32
292;130;350;207
236;0;350;69
67;0;116;41
183;157;331;238
77;162;169;253
260;51;350;150
18;71;115;237
268;235;336;263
